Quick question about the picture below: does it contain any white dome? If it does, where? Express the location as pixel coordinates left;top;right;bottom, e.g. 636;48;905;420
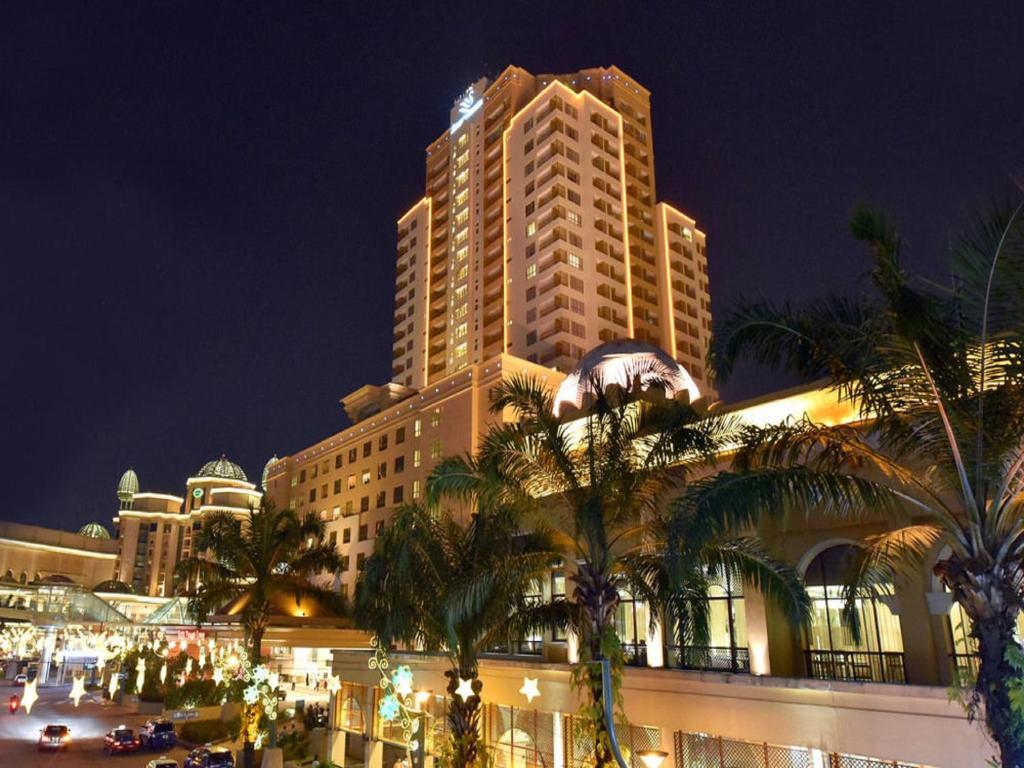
553;340;701;417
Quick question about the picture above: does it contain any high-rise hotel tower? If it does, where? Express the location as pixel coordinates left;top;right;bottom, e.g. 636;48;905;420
392;65;711;390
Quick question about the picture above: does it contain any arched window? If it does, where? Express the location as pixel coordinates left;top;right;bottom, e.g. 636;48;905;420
804;544;906;683
615;588;649;666
666;572;749;672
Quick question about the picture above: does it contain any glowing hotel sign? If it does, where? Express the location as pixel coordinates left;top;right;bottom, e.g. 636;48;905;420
449;83;484;134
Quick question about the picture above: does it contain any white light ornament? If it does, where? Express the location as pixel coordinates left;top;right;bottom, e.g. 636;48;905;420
368;635;419;751
159;662;167;684
454;677;476;702
135;657;146;693
69;674;87;706
519;677;540;703
212;667;224;685
108;672;119;700
327;674;341;695
21;678;39;714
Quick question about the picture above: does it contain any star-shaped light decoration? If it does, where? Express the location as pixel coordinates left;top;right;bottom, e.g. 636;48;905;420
69;674;87;706
135;665;145;694
327;675;341;695
212;667;224;685
519;677;540;703
267;672;279;691
108;672;119;700
185;657;194;676
21;677;39;714
392;665;414;697
454;677;476;702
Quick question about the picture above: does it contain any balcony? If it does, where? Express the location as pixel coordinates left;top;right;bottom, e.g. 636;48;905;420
950;652;979;681
665;645;750;674
804;649;907;684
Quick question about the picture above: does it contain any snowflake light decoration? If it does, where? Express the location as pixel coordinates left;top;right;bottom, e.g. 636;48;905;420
368;635;420;754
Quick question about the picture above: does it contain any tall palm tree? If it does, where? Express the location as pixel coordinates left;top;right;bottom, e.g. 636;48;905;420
177;501;344;766
355;503;561;768
429;365;738;768
705;201;1024;767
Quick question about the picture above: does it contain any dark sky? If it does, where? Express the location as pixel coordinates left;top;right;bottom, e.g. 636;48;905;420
2;2;1022;530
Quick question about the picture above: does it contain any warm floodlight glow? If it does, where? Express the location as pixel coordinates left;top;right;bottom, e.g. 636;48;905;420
637;750;668;768
519;677;540;703
414;689;432;706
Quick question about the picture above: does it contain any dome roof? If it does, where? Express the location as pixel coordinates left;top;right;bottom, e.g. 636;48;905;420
93;579;136;595
117;468;140;500
553;340;702;417
78;522;111;539
197;455;248;482
261;455;279;490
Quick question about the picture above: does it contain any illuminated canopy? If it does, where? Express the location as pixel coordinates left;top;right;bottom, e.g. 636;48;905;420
553;340;702;417
197;455;248;482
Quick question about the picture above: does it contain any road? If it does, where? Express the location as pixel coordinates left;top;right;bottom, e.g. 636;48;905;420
0;684;192;768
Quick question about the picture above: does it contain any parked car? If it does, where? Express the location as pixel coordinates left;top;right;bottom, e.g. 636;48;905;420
146;757;179;768
140;719;176;749
104;726;141;754
38;724;70;751
13;674;27;686
184;745;235;768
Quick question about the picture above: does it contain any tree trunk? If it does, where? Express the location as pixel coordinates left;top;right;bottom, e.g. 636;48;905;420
975;614;1024;768
573;565;621;768
445;667;482;768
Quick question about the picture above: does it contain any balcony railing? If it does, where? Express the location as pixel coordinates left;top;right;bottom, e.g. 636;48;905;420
622;642;648;667
950;652;980;682
665;645;750;673
804;649;907;684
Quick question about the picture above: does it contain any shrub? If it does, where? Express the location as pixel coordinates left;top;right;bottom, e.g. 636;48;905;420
180;719;228;744
165;679;224;709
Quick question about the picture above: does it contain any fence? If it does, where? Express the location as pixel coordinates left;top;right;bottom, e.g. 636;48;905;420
673;732;931;768
804;650;907;684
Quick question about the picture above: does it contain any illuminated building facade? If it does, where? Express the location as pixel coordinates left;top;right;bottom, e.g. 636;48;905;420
392;66;711;390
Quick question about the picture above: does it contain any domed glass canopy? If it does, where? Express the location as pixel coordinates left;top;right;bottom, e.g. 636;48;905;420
197;455;248;482
78;522;111;539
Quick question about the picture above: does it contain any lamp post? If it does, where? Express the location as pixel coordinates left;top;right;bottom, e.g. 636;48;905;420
600;659;667;768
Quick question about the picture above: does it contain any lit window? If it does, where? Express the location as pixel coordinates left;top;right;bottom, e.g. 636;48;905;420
526;264;537;279
431;409;441;427
526;221;537;237
457;265;468;280
454;342;467;357
430;439;443;459
568;253;581;269
567;210;581;226
361;470;371;485
413;449;421;468
412;480;421;500
413;419;422;437
347;474;356;489
455;323;468;339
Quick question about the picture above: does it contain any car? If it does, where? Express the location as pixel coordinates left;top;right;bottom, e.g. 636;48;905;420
13;674;27;686
104;726;141;755
139;719;177;750
146;757;179;768
184;745;235;768
38;724;70;752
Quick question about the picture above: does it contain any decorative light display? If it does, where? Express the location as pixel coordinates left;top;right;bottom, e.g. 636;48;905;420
108;671;119;700
20;677;38;714
519;677;540;703
70;674;87;706
454;677;476;702
159;662;168;684
368;635;420;752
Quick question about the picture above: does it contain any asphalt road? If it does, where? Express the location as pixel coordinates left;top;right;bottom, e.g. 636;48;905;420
0;685;192;768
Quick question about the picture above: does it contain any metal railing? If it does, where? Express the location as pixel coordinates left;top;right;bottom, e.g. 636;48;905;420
674;731;933;768
804;649;907;684
621;642;648;667
665;645;751;673
950;652;980;682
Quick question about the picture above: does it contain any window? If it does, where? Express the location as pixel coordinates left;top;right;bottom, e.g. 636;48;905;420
379;435;388;451
413;419;422;437
526;264;537;279
358;524;368;542
377;462;387;480
668;572;748;672
551;568;567;641
342;528;351;544
393;486;404;504
333;479;342;494
345;500;354;515
413;449;421;468
347;474;356;489
348;448;357;463
614;589;649;667
568;253;581;269
430;439;443;460
311;464;319;479
526;331;537;346
329;531;337;548
356;553;366;571
340;555;350;571
361;470;371;485
804;544;905;683
335;454;343;469
394;455;405;474
321;484;328;499
299;469;307;483
362;441;372;458
332;506;341;520
308;489;316;503
431;409;441;427
526;221;537;237
396;426;406;444
360;496;369;513
375;491;386;508
375;520;385;536
412;480;421;500
567;210;581;226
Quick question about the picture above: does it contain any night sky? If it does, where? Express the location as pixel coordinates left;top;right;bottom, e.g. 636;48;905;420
2;2;1022;530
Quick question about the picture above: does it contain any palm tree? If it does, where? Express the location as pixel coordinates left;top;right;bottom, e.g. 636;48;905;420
429;364;739;768
355;503;560;768
705;201;1024;767
177;501;344;765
